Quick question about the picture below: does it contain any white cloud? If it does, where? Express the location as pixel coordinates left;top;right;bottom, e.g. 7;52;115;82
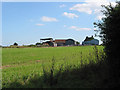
70;26;92;31
70;0;116;20
36;23;44;26
63;12;79;19
70;3;92;14
41;16;58;22
59;4;66;8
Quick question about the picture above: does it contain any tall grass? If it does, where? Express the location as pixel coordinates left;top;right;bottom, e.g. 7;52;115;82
40;46;106;87
2;46;106;88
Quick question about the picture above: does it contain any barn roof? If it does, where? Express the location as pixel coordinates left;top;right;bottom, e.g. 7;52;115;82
40;38;53;40
54;39;66;43
66;39;75;41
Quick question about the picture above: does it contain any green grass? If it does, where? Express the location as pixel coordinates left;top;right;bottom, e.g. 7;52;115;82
2;46;105;88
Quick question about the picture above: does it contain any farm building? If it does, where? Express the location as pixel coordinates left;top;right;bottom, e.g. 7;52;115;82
40;38;53;46
82;36;99;45
42;41;54;46
40;38;77;47
65;39;76;46
54;39;66;46
55;39;77;46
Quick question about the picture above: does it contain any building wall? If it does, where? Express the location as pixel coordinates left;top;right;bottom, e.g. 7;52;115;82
53;42;57;47
82;39;99;45
43;43;49;46
57;42;65;46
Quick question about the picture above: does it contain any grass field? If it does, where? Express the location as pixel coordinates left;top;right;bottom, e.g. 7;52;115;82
2;46;107;88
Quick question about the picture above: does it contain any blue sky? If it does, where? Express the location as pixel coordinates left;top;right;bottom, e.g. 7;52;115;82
2;0;117;46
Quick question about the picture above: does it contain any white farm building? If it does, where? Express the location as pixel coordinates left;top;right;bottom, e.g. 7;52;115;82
82;36;99;45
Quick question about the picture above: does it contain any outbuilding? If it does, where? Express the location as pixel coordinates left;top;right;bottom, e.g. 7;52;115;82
41;38;77;47
82;36;99;45
65;39;76;46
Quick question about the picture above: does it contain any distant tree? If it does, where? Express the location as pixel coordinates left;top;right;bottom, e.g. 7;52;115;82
76;41;80;45
13;42;18;46
28;44;36;47
84;36;94;41
35;42;42;46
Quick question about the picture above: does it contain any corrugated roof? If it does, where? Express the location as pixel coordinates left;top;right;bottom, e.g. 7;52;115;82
40;38;53;40
54;39;66;43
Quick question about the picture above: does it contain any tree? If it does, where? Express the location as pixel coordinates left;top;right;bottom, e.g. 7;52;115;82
35;42;42;46
94;2;120;87
76;41;80;45
13;42;18;46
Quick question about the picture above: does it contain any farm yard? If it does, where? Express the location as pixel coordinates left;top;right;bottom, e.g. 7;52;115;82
2;46;110;88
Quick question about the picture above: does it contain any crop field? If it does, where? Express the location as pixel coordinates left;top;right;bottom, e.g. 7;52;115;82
2;46;105;88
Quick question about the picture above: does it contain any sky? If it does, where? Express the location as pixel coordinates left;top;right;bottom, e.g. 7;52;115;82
2;0;117;46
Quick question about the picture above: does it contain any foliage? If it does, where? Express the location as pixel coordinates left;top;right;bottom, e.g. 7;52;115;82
35;42;42;46
13;42;18;46
28;44;36;47
94;2;120;87
76;41;80;45
84;36;94;41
